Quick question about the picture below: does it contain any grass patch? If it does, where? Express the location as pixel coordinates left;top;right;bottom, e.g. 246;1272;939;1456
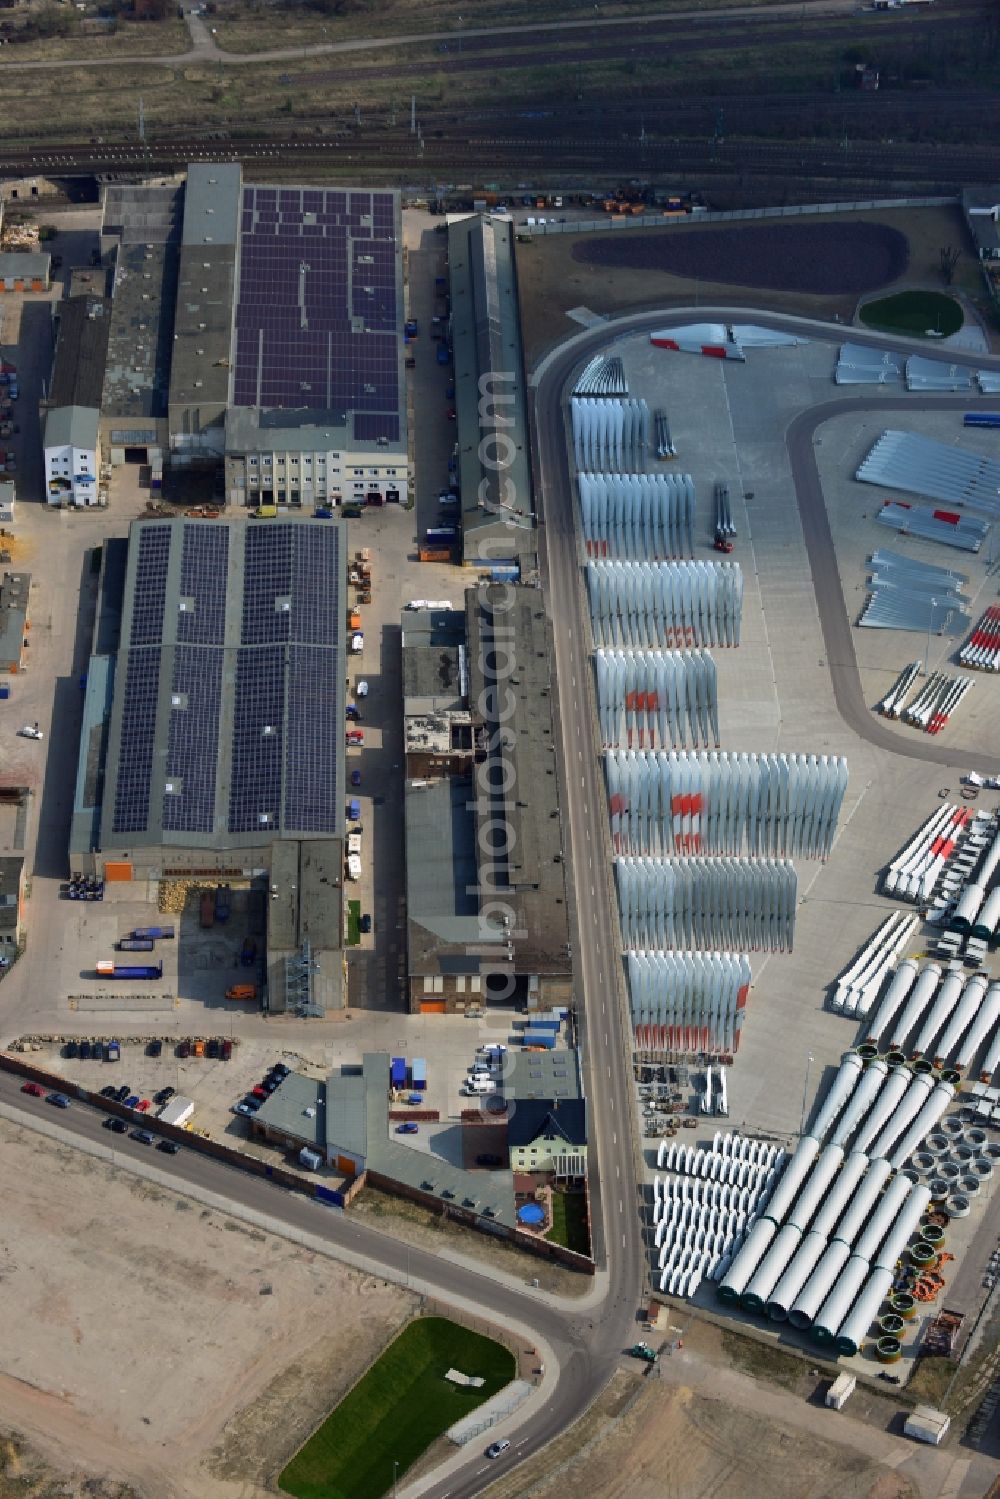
347;899;361;946
279;1316;515;1499
859;290;963;338
545;1190;590;1255
720;1328;820;1392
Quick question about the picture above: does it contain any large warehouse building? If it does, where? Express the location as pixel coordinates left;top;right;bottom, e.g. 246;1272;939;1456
403;584;571;1013
93;166;407;504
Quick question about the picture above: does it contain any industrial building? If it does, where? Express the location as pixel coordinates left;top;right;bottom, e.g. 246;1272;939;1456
43;289;111;508
448;215;535;569
963;190;1000;262
0;570;30;674
266;838;344;1015
403;584;571;1013
94;167;407;500
0;251;50;294
0;855;25;955
42;406;101;508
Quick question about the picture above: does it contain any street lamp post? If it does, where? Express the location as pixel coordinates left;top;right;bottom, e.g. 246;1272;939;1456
799;1052;814;1136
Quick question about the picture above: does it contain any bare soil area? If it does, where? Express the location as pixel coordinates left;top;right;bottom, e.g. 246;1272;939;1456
572;222;909;296
0;1118;413;1498
516;205;983;367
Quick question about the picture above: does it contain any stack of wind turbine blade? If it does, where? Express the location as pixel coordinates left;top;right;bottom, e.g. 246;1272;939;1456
594;649;719;750
587;560;743;648
834;343;903;385
571;396;650;473
857;428;1000;518
960;607;1000;671
628;950;752;1055
573;353;628;397
876;661;922;718
606;750;849;860
578;473;695;559
616;858;797;953
905;356;973;393
873;502;988;555
881;805;970;902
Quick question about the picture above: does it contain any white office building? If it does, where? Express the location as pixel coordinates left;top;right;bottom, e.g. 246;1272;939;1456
44;405;101;507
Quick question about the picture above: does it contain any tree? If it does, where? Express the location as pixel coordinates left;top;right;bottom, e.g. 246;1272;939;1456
939;246;961;286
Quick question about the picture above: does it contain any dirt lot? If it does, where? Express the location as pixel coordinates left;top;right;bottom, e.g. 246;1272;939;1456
516;205;991;367
0;1117;413;1498
572;221;909;296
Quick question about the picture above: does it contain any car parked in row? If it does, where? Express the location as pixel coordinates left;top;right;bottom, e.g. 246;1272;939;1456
103;1117;127;1134
20;1081;44;1097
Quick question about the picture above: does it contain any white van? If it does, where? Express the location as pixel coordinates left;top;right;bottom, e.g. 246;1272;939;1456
462;1078;494;1096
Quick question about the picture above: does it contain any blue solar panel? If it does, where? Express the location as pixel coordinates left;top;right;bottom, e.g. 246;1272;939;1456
228;645;285;833
129;525;171;645
112;646;161;833
162;644;222;833
284;643;339;831
177;523;229;645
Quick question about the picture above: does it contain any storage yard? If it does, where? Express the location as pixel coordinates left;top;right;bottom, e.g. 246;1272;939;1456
559;320;1000;1393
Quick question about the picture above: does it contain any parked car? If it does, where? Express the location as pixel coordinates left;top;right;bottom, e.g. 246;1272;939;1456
271;1064;290;1080
251;1085;267;1100
207;1038;220;1059
395;1122;419;1134
177;1040;191;1058
136;1099;151;1113
20;1081;44;1097
124;1095;140;1109
17;725;43;740
360;913;372;934
154;1086;175;1105
114;1085;131;1103
350;769;362;787
46;1093;70;1109
263;1076;281;1093
100;1084;118;1099
80;1040;92;1060
234;1101;257;1118
63;1040;79;1059
355;680;369;697
156;1139;180;1154
485;1441;510;1459
221;1039;233;1061
147;1039;163;1058
104;1117;128;1134
130;1129;154;1145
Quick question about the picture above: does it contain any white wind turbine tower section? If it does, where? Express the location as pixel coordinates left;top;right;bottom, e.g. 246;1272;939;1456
579;472;696;559
587;560;744;649
571;396;650;472
629;950;752;1054
595;649;719;750
607;750;848;858
616;857;797;952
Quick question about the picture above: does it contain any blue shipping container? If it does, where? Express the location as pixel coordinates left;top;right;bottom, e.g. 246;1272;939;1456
964;413;1000;428
523;1033;556;1049
0;684;10;699
110;963;163;980
132;925;175;940
390;1056;406;1088
411;1058;427;1089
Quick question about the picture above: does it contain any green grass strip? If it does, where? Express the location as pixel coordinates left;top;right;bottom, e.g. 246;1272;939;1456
280;1317;515;1499
859;290;963;338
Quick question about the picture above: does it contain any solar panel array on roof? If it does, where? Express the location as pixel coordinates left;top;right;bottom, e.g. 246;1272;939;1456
233;186;399;416
108;519;345;847
113;646;161;833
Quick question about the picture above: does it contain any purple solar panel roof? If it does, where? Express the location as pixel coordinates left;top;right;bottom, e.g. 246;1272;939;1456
234;185;399;415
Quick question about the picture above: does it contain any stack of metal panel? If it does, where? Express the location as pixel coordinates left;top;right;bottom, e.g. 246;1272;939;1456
977;372;1000;394
617;857;797;951
628;949;752;1054
874;502;988;554
573;353;628;397
579;472;695;559
857;430;1000;519
860;549;972;630
571;396;650;472
834;343;903;385
606;750;849;859
905;356;973;392
595;649;719;749
587;560;743;649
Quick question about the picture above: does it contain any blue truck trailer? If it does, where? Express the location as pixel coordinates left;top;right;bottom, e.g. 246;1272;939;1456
105;963;163;980
214;884;232;923
411;1058;427;1090
390;1056;407;1089
964;413;1000;428
131;925;175;940
116;938;155;952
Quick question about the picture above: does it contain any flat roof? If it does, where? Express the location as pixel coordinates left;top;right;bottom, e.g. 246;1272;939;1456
168;164;242;418
70;653;116;856
232;185;404;447
102;238;178;422
102;181;182;246
505;1048;582;1102
268;837;344;953
962;191;1000;255
48;297;111;409
447;215;534;564
0;854;23;932
98;518;346;853
254;1072;326;1149
0;571;29;668
0;252;50;280
326;1067;368;1160
405;776;484;972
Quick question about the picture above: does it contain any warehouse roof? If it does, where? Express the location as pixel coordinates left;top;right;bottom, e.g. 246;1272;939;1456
254;1072;326;1149
405;776;484;969
44;404;99;452
505;1048;581;1102
0;571;30;671
102;181;182;246
224;405;404;456
168;163;241;417
102;237;178;420
70;653;116;857
48;297;111;409
0;855;23;933
97;517;346;853
962;191;1000;257
447;215;534;565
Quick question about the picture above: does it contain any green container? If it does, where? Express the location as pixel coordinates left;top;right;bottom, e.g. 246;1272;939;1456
876;1335;902;1364
879;1313;905;1337
891;1292;917;1321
